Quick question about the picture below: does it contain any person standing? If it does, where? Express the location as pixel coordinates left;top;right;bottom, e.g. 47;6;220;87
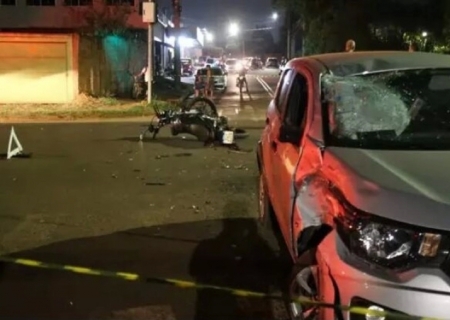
194;73;204;97
409;42;418;52
345;39;356;52
205;65;214;99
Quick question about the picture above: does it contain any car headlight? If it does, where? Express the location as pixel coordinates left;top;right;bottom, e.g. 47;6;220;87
334;197;447;270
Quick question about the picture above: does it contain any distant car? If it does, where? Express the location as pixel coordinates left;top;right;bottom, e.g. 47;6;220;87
205;58;219;67
225;59;239;73
196;67;227;92
242;57;253;68
265;57;279;68
250;58;263;70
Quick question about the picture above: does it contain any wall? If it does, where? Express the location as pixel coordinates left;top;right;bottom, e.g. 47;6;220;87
0;0;149;30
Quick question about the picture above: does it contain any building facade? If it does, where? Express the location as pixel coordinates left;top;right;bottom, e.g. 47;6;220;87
0;0;200;103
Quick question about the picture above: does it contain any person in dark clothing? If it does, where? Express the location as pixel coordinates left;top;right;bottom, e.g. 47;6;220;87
194;73;205;97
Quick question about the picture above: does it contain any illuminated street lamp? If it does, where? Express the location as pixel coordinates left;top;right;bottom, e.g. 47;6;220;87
206;32;214;42
228;22;239;37
422;31;428;37
272;12;278;21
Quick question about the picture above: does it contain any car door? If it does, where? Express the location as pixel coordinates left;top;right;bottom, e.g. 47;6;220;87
263;69;294;209
270;70;310;253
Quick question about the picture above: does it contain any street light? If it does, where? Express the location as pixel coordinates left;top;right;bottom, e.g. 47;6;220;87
272;12;278;21
206;32;214;42
228;22;239;37
422;31;428;37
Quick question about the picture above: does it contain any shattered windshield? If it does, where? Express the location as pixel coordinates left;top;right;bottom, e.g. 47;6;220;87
322;68;450;150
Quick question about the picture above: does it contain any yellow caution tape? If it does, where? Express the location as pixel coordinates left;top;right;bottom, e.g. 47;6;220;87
0;256;441;320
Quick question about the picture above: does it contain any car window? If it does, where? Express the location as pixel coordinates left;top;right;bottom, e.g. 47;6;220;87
275;69;293;113
284;73;308;129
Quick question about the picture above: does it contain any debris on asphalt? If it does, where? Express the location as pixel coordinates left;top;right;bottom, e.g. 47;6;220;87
174;153;192;157
146;182;166;186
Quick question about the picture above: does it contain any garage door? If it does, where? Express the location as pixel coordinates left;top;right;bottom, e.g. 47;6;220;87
0;34;75;103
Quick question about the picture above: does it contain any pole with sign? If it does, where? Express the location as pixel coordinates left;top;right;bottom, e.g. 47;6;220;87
142;1;156;104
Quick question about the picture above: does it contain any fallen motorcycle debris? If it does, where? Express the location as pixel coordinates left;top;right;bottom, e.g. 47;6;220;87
139;96;248;150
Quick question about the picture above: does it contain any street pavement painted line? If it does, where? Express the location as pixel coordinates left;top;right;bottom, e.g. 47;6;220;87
256;76;274;98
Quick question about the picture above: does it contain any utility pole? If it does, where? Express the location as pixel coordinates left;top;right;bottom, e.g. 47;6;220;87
142;0;156;104
286;11;291;59
172;0;181;88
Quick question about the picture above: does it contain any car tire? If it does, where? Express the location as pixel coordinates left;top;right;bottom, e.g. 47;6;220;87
286;260;320;320
258;171;276;229
184;97;218;117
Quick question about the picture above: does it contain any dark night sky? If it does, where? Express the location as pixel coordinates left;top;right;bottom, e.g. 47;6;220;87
158;0;277;33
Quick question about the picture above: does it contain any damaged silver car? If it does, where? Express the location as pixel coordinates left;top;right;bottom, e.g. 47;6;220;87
257;51;450;319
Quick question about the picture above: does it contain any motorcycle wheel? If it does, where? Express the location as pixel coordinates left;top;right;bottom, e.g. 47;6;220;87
233;128;249;139
184;97;218;117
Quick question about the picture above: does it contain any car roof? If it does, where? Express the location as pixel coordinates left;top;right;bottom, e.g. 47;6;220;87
290;51;450;76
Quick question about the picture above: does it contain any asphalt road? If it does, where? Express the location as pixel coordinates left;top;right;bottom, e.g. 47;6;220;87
181;68;280;121
0;119;290;319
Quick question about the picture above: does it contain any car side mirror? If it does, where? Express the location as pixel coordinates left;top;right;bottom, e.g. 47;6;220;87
279;123;302;145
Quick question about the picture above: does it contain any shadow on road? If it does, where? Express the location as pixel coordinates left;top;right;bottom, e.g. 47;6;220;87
190;200;283;320
0;201;288;320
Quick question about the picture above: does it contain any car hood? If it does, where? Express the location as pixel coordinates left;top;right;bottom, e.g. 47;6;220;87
323;147;450;230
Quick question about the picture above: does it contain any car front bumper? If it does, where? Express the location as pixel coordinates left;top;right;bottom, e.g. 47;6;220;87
317;230;450;319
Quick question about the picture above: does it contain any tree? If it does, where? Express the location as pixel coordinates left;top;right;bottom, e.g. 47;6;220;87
71;0;138;97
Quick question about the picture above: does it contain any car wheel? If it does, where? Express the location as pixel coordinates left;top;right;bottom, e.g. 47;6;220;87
258;171;275;227
286;259;320;320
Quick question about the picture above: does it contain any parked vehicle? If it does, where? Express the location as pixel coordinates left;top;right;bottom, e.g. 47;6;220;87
250;57;263;70
257;51;450;320
205;57;219;67
181;58;194;76
196;67;227;92
265;57;279;68
225;58;239;73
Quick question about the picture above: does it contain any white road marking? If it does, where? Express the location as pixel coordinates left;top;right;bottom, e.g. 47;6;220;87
256;76;274;97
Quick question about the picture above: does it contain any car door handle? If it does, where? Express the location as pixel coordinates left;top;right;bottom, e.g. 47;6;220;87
270;140;277;151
